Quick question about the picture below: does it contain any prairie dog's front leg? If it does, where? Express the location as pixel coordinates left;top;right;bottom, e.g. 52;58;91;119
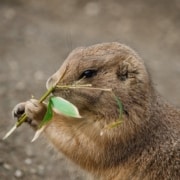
12;99;47;129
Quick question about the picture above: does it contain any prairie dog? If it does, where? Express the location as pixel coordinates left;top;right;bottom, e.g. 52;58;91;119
13;42;180;180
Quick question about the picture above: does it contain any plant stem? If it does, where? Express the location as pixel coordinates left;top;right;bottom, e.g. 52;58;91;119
56;85;112;92
105;120;123;129
56;84;92;89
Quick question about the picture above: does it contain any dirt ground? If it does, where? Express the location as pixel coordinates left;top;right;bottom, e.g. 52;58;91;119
0;0;179;179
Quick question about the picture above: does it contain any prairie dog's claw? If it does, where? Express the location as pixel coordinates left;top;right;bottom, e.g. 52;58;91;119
12;102;26;120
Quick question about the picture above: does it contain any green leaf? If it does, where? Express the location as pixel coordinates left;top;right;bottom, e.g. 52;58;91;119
33;96;81;141
50;97;81;118
39;101;53;128
114;95;123;119
105;95;123;129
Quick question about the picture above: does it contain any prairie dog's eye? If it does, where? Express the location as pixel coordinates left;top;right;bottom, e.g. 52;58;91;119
79;69;97;79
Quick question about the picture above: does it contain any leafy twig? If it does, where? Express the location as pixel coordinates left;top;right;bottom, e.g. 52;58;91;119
3;86;55;140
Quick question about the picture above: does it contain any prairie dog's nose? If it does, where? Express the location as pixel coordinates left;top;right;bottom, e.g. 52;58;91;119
46;75;59;89
46;62;68;89
46;77;56;89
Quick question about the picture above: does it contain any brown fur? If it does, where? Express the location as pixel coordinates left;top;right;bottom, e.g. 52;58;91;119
13;42;180;180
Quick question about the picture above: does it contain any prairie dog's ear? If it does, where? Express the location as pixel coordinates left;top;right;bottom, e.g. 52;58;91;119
116;61;129;81
116;56;149;82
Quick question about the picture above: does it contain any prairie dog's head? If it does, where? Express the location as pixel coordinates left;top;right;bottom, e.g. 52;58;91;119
46;42;154;125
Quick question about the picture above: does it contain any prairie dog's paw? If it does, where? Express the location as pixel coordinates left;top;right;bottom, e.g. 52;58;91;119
25;99;47;123
12;100;47;129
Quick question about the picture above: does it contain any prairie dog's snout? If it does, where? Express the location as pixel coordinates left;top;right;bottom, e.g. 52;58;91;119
46;61;69;89
46;74;58;89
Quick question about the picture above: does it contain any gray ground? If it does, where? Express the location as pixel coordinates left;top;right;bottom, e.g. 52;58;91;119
0;0;180;179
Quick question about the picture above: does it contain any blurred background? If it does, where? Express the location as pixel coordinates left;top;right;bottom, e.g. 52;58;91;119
0;0;179;179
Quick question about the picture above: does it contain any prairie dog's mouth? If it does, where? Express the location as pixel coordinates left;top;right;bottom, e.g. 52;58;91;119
50;86;71;99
